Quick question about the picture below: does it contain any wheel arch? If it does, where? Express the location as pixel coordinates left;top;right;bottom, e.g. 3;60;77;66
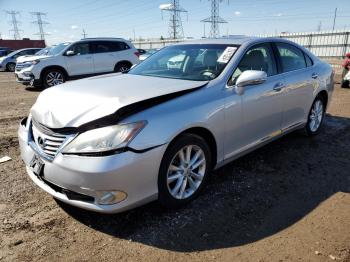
167;126;218;168
114;60;132;69
40;65;69;81
317;89;328;107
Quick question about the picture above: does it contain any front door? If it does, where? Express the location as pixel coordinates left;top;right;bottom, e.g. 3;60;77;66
64;42;94;76
224;43;284;159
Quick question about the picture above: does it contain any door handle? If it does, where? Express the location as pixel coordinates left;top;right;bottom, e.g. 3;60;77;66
273;82;284;92
311;73;318;79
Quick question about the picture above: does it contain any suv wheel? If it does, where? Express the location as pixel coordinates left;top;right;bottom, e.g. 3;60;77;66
43;69;66;88
158;134;212;208
6;63;15;72
305;96;326;136
114;62;131;73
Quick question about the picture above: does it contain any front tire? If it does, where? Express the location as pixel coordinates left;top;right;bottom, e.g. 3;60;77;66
114;62;131;73
158;134;212;208
42;69;66;88
6;62;15;72
305;96;326;136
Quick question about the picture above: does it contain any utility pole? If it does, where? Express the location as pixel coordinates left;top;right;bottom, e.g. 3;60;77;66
317;21;322;32
201;0;229;38
82;29;87;38
160;0;187;39
31;12;49;40
332;8;337;31
6;10;22;40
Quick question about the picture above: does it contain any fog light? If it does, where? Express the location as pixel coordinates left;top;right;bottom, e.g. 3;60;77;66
96;191;127;205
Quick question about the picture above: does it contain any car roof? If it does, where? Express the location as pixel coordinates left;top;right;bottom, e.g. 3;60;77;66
15;48;42;52
176;36;258;46
175;36;299;46
79;37;127;42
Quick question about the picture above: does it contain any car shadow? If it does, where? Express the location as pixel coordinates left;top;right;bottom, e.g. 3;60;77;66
25;86;45;92
57;114;350;252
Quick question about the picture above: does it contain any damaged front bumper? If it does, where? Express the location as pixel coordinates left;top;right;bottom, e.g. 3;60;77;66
18;117;165;213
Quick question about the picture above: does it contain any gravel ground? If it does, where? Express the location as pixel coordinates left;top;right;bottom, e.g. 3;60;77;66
0;72;349;262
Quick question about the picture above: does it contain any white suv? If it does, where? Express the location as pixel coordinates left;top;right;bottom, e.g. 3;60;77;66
15;38;140;88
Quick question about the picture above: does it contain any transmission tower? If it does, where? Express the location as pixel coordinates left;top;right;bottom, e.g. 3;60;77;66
160;0;187;39
82;29;87;39
31;12;49;40
201;0;229;38
6;11;22;40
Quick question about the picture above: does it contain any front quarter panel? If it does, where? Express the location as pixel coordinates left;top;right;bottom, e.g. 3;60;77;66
126;84;227;165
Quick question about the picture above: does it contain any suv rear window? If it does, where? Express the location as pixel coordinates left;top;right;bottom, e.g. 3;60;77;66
94;41;130;53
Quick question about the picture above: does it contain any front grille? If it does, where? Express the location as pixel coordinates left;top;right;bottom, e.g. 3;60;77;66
15;63;31;71
31;119;69;159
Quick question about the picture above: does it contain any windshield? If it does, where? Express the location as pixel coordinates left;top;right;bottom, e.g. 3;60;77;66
6;50;21;58
129;44;238;81
35;47;50;55
47;42;70;56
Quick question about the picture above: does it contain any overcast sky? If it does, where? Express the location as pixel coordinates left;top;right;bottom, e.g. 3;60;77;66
0;0;350;45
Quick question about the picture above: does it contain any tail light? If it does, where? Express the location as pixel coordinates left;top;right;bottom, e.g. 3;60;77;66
134;51;140;58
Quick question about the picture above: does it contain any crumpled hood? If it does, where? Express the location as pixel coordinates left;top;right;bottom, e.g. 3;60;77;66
17;55;50;63
31;73;207;129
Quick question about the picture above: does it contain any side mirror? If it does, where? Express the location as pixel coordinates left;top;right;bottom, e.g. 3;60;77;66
235;70;267;95
65;50;75;56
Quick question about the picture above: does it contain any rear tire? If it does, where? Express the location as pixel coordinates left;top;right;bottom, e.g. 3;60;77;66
158;134;212;208
114;62;131;73
305;96;326;136
6;63;15;72
42;69;66;88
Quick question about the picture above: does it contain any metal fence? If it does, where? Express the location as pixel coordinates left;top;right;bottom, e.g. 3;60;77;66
132;30;350;59
256;30;350;59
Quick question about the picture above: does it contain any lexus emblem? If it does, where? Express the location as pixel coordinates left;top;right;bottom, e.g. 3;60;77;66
37;137;46;148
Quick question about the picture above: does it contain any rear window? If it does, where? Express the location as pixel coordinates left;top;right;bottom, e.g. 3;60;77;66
276;43;306;72
304;53;313;67
94;41;130;53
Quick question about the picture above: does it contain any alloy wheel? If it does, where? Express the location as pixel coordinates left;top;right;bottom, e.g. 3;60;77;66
7;63;15;72
166;145;206;200
46;71;64;87
309;99;324;132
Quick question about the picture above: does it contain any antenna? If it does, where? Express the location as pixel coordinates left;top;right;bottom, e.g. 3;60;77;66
201;0;229;38
31;12;49;40
160;0;187;39
6;10;22;40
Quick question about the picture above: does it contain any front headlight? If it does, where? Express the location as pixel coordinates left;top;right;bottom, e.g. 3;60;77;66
62;121;146;154
31;59;40;65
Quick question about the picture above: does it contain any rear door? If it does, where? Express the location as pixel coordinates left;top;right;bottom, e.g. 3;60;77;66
91;41;114;73
273;42;316;131
64;42;94;76
92;41;130;73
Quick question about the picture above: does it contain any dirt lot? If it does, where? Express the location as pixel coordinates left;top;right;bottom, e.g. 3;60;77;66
0;72;349;262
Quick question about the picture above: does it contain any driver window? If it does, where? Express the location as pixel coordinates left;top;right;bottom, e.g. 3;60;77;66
229;43;276;86
68;43;90;55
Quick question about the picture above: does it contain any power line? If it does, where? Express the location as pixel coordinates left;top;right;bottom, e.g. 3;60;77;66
5;10;22;40
31;12;49;41
160;0;187;39
201;0;229;38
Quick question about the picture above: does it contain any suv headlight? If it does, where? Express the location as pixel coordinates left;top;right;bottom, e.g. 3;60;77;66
62;121;146;154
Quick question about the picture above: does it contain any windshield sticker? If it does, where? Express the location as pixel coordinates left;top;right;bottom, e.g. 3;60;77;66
217;47;237;63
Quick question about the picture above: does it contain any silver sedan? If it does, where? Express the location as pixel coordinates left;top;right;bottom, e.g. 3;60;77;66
18;37;334;213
